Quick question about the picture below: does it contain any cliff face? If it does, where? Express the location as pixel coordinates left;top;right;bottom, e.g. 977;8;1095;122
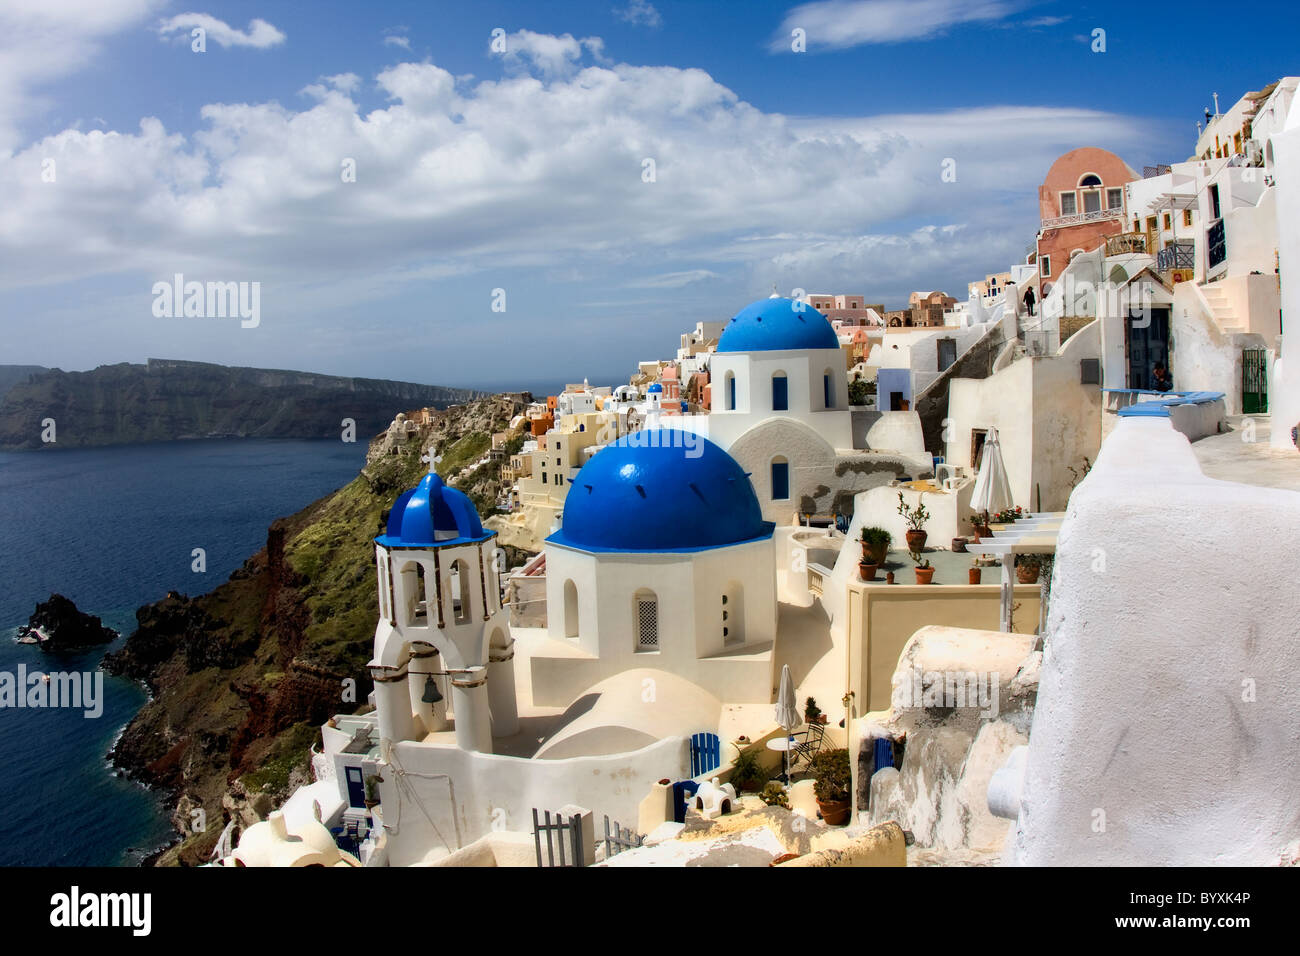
0;359;485;449
102;394;524;865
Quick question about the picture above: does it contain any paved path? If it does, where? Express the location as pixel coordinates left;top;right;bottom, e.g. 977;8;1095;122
1191;416;1300;492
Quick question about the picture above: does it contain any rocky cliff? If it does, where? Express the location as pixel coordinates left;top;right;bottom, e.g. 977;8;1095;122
102;393;526;865
0;359;485;449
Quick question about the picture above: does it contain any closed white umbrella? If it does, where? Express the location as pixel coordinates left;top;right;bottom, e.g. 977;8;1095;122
774;665;799;784
970;426;1014;525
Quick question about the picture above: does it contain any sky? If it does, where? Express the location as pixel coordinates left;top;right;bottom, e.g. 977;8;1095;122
0;0;1296;391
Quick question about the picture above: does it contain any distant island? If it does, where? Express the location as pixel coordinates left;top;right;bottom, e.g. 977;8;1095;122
0;359;487;449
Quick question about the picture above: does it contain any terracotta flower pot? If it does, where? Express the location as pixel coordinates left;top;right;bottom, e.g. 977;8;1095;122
816;798;852;826
968;567;982;585
861;541;888;564
905;529;927;552
885;571;895;585
1016;565;1040;584
914;566;935;585
974;524;993;539
858;561;878;581
951;537;967;553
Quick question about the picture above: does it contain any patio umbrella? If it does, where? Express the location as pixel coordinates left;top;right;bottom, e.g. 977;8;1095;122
969;426;1014;528
774;665;799;784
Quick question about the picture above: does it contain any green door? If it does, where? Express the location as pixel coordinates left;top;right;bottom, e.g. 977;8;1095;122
1243;349;1268;414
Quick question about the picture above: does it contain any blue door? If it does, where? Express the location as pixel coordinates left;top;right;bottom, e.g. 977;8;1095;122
345;765;366;808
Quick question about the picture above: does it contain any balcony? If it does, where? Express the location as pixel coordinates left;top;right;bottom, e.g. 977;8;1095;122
1040;207;1125;231
1104;232;1148;256
1156;241;1194;273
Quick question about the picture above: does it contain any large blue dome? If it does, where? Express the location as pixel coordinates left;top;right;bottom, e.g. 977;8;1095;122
716;297;839;353
377;471;491;548
547;430;774;553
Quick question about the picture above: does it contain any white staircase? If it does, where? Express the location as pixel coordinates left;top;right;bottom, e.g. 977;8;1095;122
1200;283;1245;333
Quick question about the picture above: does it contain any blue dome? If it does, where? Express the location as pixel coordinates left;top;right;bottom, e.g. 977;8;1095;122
716;297;839;353
377;471;491;548
547;430;774;553
647;383;663;393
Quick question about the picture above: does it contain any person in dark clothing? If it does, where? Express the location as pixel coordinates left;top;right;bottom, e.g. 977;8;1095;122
1152;362;1173;392
1023;285;1036;317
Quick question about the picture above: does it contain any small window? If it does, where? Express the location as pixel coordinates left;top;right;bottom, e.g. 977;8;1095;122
1107;188;1123;210
771;373;788;411
771;458;790;500
726;372;736;411
1041;256;1052;277
1060;191;1077;216
823;372;833;408
1078;173;1102;187
635;590;659;652
1183;209;1193;227
1163;213;1172;230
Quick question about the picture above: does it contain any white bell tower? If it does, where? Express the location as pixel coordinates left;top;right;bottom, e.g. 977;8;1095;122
370;463;518;754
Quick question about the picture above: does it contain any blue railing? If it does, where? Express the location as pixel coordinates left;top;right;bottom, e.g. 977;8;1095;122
1207;220;1227;268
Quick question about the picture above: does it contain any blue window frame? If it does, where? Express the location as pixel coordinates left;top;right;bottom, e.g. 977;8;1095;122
728;374;736;410
771;460;789;500
772;374;788;411
823;373;832;408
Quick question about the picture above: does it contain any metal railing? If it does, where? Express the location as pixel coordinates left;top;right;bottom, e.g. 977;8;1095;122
1143;164;1173;179
1104;232;1148;256
1157;242;1195;273
1040;207;1124;230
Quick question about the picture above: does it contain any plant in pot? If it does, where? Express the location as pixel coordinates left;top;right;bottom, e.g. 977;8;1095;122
728;744;767;793
897;493;930;554
809;748;852;825
912;553;935;585
804;696;822;725
1015;552;1043;584
364;773;383;810
970;512;993;539
968;561;982;585
993;505;1024;525
759;781;791;809
860;526;891;566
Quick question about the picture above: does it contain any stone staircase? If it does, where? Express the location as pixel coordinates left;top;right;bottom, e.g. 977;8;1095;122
1199;283;1246;333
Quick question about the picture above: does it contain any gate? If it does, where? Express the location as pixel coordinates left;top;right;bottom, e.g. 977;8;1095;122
532;808;585;868
1243;349;1268;414
603;816;644;860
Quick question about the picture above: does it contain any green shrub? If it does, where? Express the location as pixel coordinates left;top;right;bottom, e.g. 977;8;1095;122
809;748;851;803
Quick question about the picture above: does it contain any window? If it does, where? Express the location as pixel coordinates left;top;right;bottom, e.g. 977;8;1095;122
563;579;579;638
971;429;988;471
771;372;788;411
635;590;659;652
722;584;744;646
1209;183;1221;220
726;372;736;411
1163;213;1172;230
771;457;790;500
1078;174;1102;187
1183;209;1193;227
1107;188;1123;210
1133;219;1140;232
1082;190;1101;213
1040;256;1051;277
541;473;547;484
450;560;470;625
1059;191;1077;216
823;372;833;409
1146;216;1158;232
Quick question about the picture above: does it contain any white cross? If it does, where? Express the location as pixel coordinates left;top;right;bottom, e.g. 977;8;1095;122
420;452;433;472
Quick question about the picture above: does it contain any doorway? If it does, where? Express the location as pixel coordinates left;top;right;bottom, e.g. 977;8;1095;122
1243;348;1268;413
1126;307;1171;390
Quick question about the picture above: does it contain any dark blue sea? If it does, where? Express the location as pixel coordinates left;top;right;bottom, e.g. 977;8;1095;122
0;439;367;866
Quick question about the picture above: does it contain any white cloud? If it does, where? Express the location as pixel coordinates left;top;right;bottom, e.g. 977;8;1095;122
492;29;607;77
773;0;1020;50
0;0;164;153
384;35;412;50
0;34;1162;371
615;1;662;28
156;12;286;49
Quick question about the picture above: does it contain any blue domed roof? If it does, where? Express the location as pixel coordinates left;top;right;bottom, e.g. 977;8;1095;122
547;430;774;553
647;383;663;393
376;471;492;548
716;297;839;353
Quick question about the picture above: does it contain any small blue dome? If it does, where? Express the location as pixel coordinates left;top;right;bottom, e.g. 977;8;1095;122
377;471;491;548
647;383;663;393
547;430;774;553
717;297;839;353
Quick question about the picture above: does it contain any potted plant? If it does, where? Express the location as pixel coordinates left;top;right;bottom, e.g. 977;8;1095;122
728;745;767;793
760;781;791;809
804;696;822;725
912;552;935;585
993;505;1024;525
858;557;878;581
860;526;891;566
364;773;383;810
968;563;982;585
810;748;852;825
897;492;931;553
1016;553;1043;584
970;513;993;539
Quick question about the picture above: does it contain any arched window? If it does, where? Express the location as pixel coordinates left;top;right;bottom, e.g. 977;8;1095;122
563;579;579;638
771;456;790;501
823;369;834;409
725;371;736;411
449;559;471;625
771;372;788;411
1078;173;1102;187
634;589;659;652
400;561;429;627
376;555;390;622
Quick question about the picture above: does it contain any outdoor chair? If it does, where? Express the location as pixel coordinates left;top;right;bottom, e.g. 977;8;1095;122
789;721;827;772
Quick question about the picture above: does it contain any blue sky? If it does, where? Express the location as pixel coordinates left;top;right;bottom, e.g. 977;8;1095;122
0;0;1296;390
